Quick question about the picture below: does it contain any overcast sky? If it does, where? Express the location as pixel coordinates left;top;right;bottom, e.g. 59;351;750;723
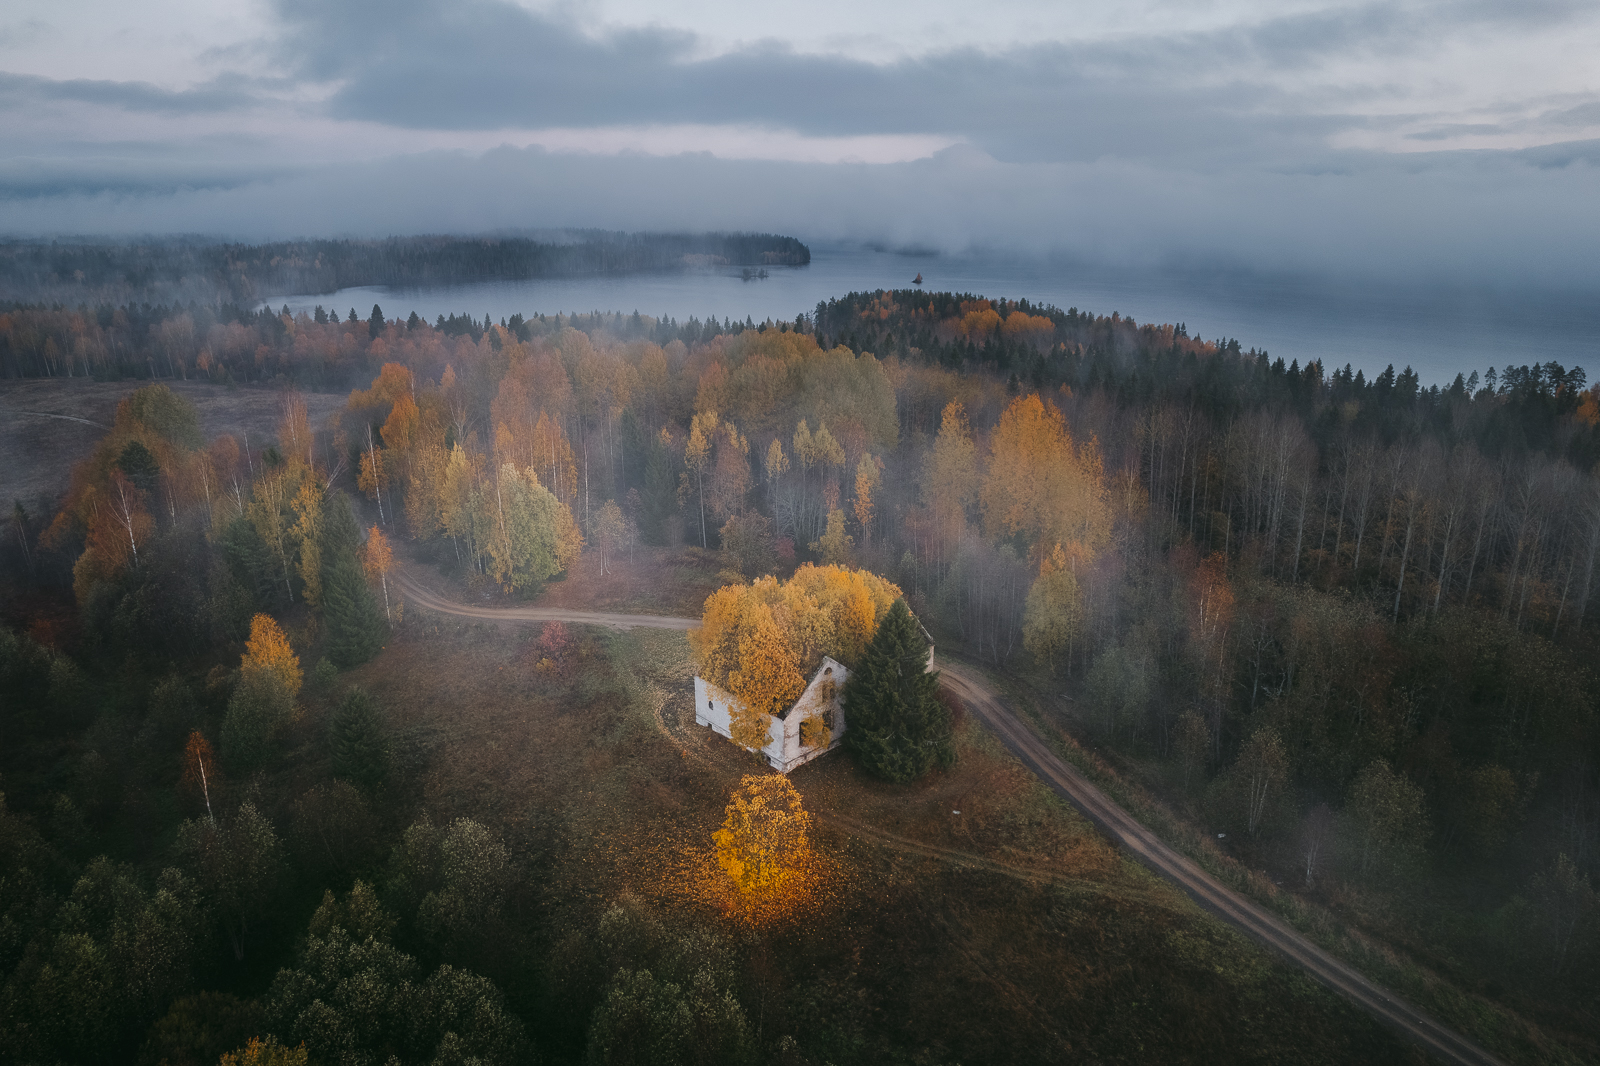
3;0;1599;285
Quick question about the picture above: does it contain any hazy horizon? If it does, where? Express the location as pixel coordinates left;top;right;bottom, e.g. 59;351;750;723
4;0;1600;289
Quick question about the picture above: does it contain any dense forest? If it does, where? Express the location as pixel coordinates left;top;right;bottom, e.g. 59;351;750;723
0;231;811;307
3;286;1599;1064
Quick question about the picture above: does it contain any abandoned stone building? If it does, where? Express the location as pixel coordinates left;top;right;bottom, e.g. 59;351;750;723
695;657;848;773
694;624;936;772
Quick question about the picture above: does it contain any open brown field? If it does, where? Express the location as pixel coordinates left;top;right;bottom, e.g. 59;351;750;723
0;378;344;510
407;534;728;620
291;597;1417;1065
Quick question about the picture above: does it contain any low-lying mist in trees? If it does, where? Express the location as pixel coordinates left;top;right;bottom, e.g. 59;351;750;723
3;280;1599;1063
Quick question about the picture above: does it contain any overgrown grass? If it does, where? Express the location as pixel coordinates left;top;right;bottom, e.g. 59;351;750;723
324;610;1425;1063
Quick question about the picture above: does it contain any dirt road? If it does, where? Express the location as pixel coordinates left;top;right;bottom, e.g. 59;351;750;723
393;568;697;630
938;665;1507;1066
397;570;1508;1066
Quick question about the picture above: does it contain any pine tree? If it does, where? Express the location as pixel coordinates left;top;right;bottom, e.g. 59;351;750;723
330;686;390;793
841;599;952;783
116;439;161;495
321;493;387;667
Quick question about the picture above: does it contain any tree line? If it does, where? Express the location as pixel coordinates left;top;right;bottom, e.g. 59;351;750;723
0;231;810;307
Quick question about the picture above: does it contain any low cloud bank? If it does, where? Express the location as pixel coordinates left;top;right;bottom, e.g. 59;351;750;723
2;141;1598;289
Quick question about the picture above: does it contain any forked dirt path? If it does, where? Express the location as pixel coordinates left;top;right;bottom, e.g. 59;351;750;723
396;564;1508;1066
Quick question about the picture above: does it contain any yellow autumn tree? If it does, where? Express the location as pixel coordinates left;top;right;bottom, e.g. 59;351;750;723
812;507;853;566
357;429;389;524
684;410;718;547
381;390;419;454
242;613;302;700
689;564;902;752
348;362;414;413
981;393;1111;567
404;439;450;539
364;524;393;619
290;476;325;607
220;1037;308;1066
531;412;579;509
921;400;977;566
853;453;881;549
713;774;816;923
727;605;806;749
1022;544;1086;673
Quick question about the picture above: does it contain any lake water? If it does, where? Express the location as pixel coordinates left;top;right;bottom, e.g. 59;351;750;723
279;242;1599;387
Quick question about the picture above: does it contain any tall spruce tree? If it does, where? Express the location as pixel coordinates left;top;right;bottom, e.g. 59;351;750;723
330;686;390;792
320;493;386;667
842;599;953;783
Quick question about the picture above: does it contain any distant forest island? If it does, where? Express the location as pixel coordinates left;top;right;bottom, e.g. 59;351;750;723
0;231;812;306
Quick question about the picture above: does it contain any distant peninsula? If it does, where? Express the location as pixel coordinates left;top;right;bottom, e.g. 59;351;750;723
0;231;811;306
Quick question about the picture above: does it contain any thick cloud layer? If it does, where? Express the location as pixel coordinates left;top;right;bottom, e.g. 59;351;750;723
2;0;1598;287
7;142;1597;288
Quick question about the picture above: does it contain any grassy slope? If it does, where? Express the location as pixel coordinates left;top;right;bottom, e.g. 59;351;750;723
318;591;1417;1065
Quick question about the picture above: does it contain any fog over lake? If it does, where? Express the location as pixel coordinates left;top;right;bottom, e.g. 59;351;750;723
279;243;1598;388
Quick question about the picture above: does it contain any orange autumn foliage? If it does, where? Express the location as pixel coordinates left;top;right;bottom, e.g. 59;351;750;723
1001;311;1056;348
689;564;901;751
242;614;302;700
710;774;823;926
980;393;1111;567
380;391;419;453
347;361;414;412
219;1037;308;1066
1191;551;1235;645
1578;385;1600;428
957;308;1001;341
363;525;393;582
727;606;805;749
180;730;221;818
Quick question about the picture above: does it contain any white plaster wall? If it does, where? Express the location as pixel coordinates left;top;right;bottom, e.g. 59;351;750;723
693;656;850;773
773;656;849;772
695;675;785;765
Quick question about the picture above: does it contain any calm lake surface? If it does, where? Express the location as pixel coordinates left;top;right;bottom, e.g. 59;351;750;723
280;242;1598;387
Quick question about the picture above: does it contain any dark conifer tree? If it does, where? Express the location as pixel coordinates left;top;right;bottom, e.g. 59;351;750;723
115;440;161;495
330;686;390;792
321;493;386;668
842;599;953;783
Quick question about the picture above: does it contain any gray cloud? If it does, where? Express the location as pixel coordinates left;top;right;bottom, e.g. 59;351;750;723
3;0;1597;297
6;0;1594;172
0;71;261;115
3;139;1596;289
0;18;49;50
1546;101;1600;127
1406;123;1506;141
267;0;1597;154
261;0;1369;163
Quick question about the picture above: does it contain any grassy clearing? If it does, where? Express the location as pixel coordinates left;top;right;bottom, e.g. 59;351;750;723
0;378;344;509
323;606;1417;1064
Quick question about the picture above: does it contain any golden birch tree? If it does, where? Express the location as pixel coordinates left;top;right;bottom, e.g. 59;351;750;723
853;453;881;550
364;525;394;620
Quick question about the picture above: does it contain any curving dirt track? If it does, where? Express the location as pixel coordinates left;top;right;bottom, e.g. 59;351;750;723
398;569;1508;1066
393;568;697;631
